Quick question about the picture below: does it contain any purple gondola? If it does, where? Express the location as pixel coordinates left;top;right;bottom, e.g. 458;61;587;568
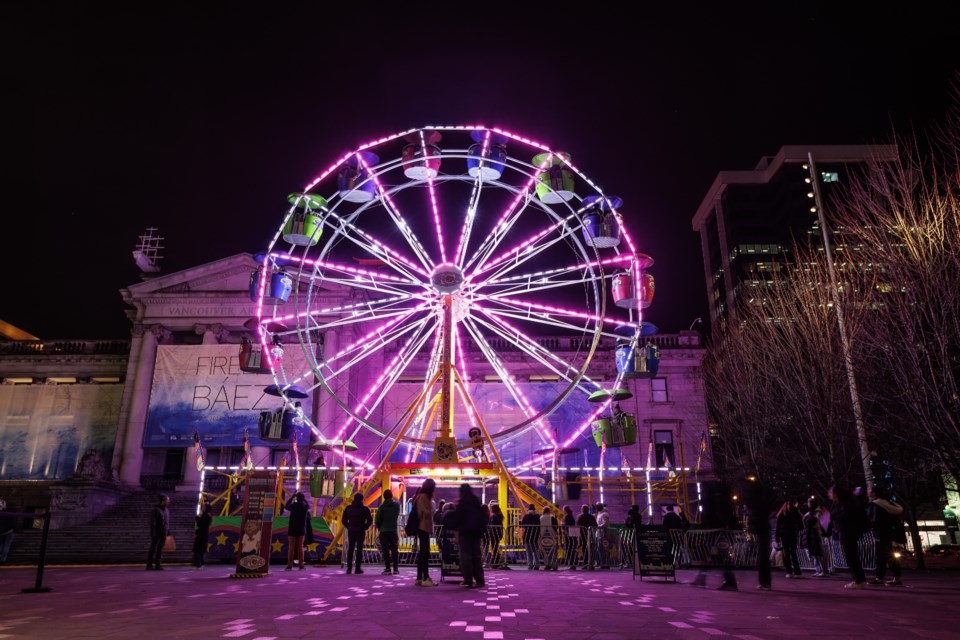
467;131;508;179
337;151;380;202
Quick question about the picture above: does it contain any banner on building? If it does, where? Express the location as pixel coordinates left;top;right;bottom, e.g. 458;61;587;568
144;345;313;448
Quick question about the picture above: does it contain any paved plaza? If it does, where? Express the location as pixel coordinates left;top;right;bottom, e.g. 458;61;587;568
0;564;957;639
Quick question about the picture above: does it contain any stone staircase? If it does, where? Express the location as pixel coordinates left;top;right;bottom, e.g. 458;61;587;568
6;490;199;565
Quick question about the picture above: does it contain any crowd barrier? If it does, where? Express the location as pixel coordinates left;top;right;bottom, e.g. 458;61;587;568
330;522;878;573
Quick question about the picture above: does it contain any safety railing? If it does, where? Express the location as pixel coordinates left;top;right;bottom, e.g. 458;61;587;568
325;523;879;572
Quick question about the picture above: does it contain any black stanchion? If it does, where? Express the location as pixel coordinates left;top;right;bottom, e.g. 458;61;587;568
21;510;53;593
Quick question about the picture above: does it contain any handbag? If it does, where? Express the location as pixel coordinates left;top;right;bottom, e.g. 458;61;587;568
163;534;176;553
404;502;420;537
770;546;783;568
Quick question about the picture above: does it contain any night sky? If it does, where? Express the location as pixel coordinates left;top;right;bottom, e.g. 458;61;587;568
5;4;959;339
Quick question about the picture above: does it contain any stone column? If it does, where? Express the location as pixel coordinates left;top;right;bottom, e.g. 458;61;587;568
115;324;169;486
317;328;340;440
195;323;227;345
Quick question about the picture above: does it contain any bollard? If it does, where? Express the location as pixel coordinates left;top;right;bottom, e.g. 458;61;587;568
22;510;53;593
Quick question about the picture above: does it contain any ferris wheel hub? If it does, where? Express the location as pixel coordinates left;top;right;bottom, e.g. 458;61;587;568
430;263;465;294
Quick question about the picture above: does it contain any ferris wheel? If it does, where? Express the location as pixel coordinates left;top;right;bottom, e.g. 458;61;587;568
247;126;655;466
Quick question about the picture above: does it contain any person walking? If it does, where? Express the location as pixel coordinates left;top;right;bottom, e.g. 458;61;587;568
455;483;488;588
868;486;905;586
342;493;372;574
285;492;310;570
147;494;170;571
192;502;213;569
803;498;827;577
411;478;438;586
375;489;401;575
520;504;541;569
828;484;870;589
775;500;804;578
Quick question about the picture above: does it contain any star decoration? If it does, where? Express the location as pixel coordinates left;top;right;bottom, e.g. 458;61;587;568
215;532;228;546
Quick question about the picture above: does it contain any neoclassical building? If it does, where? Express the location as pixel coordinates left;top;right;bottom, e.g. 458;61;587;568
0;253;714;524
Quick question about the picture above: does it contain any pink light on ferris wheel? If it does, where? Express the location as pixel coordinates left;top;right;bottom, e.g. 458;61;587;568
481;296;629;329
483;253;634;286
324;303;429;366
454;129;491;267
283;254;420;285
329;323;430;444
357;152;435;274
470;153;553;274
472;211;580;278
420;129;448;264
302;127;419;193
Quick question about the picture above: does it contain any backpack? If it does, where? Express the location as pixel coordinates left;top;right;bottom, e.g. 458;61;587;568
404;500;420;537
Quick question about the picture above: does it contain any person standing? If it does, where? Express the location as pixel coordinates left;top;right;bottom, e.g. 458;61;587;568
455;483;488;588
412;478;437;586
285;492;310;570
562;505;578;569
488;503;506;569
595;504;610;568
868;486;905;586
520;504;541;569
576;504;598;569
376;489;401;575
775;501;804;578
828;484;869;589
740;476;772;590
342;493;372;574
803;498;827;577
147;494;170;571
539;507;560;570
192;502;213;569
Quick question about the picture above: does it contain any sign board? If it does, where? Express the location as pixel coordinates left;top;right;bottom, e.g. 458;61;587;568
439;526;462;579
234;471;276;577
634;525;675;580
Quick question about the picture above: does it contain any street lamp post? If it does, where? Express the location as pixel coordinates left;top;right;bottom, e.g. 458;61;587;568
807;152;874;491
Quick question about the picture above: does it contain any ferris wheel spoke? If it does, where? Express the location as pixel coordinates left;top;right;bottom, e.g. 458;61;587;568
477;294;625;333
418;130;449;264
484;253;632;288
466;153;555;275
269;294;423;330
472;212;584;284
479;274;599;299
321;312;432;380
320;211;428;282
306;303;425;335
345;324;438;444
404;333;445;462
356;152;436;272
461;318;556;447
328;315;438;444
470;311;603;393
318;303;430;372
453;131;490;268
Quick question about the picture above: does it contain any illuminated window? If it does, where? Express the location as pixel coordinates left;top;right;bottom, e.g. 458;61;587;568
821;172;839;183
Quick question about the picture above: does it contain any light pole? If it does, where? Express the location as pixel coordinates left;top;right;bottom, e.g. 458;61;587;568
807;152;874;491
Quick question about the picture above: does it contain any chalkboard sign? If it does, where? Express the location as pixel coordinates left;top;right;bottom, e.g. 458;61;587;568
439;526;462;580
634;525;675;581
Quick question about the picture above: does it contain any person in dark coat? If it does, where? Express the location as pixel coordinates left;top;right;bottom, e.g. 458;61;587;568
562;506;578;569
147;494;170;570
192;502;213;569
739;476;771;590
867;486;905;586
342;493;372;574
455;483;488;588
284;492;310;571
575;504;598;569
487;503;506;568
775;500;804;578
828;484;869;589
520;504;541;569
374;489;401;575
802;498;827;576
